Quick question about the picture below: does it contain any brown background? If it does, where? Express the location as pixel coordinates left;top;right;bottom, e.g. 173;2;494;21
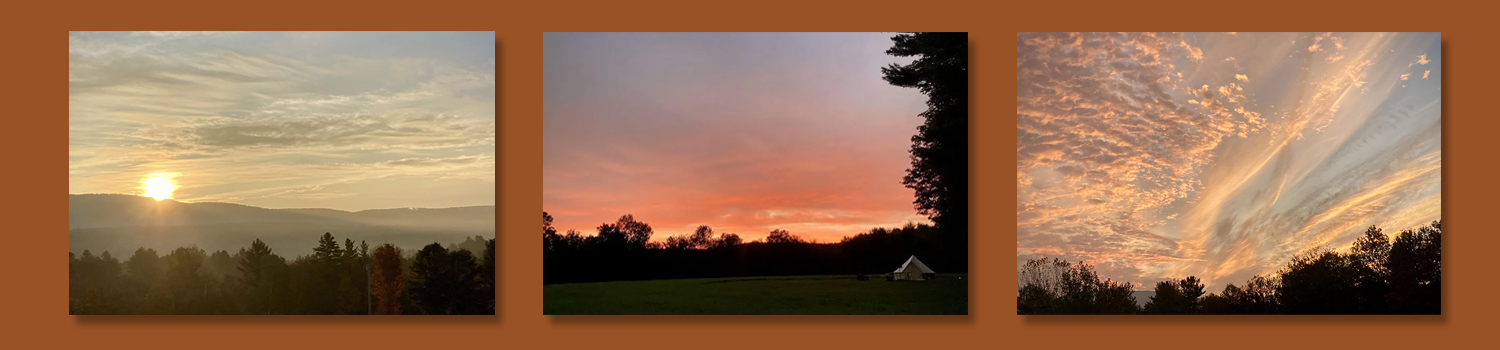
5;0;1498;348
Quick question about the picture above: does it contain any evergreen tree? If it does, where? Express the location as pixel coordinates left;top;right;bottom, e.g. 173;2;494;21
409;243;481;315
882;32;968;271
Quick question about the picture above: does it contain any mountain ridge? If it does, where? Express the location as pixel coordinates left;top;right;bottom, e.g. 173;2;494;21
68;193;494;230
68;194;495;256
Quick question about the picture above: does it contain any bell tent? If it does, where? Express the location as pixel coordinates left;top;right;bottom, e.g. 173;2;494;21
892;255;936;280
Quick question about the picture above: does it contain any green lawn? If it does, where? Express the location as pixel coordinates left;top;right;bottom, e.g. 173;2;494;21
543;274;968;315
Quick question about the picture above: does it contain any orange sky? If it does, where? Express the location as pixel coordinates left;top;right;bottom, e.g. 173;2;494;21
543;33;931;242
1017;32;1441;289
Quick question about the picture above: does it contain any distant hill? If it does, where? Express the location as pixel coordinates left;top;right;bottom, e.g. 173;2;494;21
68;194;494;256
281;206;494;230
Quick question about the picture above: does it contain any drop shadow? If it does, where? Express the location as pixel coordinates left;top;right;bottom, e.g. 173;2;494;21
964;35;977;317
1437;37;1448;317
1022;314;1445;325
550;314;972;326
75;314;499;325
492;35;504;322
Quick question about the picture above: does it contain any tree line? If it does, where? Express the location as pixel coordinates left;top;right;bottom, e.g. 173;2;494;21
544;212;963;284
1018;220;1440;315
69;232;495;315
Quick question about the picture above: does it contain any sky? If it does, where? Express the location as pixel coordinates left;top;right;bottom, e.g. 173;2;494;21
1017;32;1441;290
543;32;931;243
68;32;496;211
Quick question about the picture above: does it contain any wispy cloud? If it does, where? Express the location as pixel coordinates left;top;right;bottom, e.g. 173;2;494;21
69;32;496;211
1018;32;1441;289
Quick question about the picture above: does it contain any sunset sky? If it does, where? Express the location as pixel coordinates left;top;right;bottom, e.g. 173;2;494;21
544;32;931;243
69;32;496;211
1017;32;1441;289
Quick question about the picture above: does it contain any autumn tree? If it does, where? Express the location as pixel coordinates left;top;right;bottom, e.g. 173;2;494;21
370;244;405;315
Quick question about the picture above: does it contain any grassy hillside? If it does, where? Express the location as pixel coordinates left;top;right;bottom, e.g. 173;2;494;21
544;274;967;315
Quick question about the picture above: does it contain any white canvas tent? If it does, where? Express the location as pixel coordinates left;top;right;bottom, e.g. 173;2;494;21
892;255;936;280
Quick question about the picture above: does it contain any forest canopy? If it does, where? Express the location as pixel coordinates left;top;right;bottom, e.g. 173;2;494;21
544;212;960;284
1018;221;1441;315
69;233;495;315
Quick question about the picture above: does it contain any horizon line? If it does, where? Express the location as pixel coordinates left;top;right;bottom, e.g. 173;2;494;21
68;193;496;212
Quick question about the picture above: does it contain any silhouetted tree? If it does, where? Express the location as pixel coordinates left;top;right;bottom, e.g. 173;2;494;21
70;250;123;314
1142;276;1204;314
766;229;804;244
307;233;344;314
1387;220;1441;314
544;212;560;259
1017;257;1137;314
1144;280;1187;314
1200;293;1229;314
688;225;715;249
664;235;694;250
1351;226;1391;270
124;248;162;301
236;239;277;314
1211;275;1281;314
1179;276;1205;313
1277;250;1361;314
1349;226;1392;313
481;238;496;314
1011;222;1437;315
713;233;742;249
543;213;948;284
70;234;489;315
616;214;653;250
409;243;481;315
882;32;968;271
163;246;206;313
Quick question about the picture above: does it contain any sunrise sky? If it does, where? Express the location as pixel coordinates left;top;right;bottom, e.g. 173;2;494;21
543;32;931;243
1017;32;1441;290
68;32;496;211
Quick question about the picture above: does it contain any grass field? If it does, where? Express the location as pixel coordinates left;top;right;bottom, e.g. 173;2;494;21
543;274;968;315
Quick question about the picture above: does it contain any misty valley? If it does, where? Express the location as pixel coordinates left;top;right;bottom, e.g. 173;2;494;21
67;194;497;315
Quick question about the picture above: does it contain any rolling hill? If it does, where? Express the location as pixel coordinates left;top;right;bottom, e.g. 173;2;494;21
68;194;494;256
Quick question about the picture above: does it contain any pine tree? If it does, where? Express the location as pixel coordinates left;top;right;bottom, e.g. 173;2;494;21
882;32;968;271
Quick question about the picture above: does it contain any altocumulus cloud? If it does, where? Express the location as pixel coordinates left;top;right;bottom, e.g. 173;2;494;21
1017;32;1441;289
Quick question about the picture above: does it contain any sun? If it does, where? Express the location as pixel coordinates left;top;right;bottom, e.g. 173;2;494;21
141;174;177;200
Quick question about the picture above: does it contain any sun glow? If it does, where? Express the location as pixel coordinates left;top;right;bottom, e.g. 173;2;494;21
141;174;177;200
